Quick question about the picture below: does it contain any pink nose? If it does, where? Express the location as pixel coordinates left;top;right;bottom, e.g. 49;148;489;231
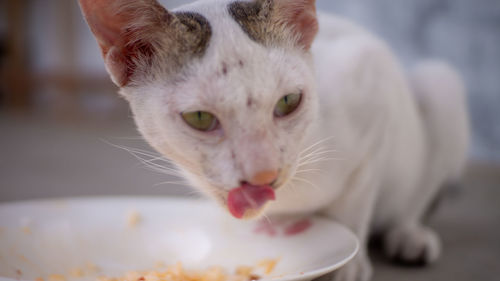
248;170;279;186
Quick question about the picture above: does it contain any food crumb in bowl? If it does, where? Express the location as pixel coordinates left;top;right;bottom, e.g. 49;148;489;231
235;266;253;276
86;262;101;273
249;274;260;281
35;277;44;281
257;259;278;275
127;210;142;227
48;274;66;281
69;268;84;278
21;226;32;234
155;261;167;268
96;261;274;281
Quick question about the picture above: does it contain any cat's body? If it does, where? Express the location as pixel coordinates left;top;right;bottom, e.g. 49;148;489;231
79;0;469;280
273;13;469;279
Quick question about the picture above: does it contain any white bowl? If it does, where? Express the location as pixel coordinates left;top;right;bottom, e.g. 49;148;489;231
0;197;358;281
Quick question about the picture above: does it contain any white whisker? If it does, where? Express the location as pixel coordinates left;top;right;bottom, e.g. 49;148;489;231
153;180;191;187
294;168;323;174
292;176;319;191
261;213;273;225
299;136;336;157
299;149;339;162
298;157;343;167
108;136;145;140
102;140;188;177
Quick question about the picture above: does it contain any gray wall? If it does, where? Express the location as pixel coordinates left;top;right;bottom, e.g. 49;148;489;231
27;0;500;162
314;0;500;163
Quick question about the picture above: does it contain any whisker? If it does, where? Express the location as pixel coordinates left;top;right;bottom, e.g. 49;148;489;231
298;149;339;162
102;140;187;175
300;148;338;157
108;136;145;140
294;168;323;174
185;189;206;198
261;213;273;225
284;180;302;199
291;176;319;191
135;159;183;176
297;157;343;167
299;136;336;157
153;180;191;187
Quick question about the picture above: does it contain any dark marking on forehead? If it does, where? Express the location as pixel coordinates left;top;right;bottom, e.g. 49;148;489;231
239;60;245;67
228;0;276;45
173;12;212;57
140;11;212;81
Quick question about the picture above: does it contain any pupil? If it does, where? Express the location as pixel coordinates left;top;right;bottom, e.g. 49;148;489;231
284;96;288;104
197;111;202;120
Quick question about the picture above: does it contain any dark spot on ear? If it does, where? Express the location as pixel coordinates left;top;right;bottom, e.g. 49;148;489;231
222;62;228;75
228;0;273;44
247;96;254;107
231;150;236;160
228;0;318;50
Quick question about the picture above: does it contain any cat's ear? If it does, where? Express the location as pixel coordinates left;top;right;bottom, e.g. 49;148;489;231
79;0;171;86
229;0;318;50
274;0;318;50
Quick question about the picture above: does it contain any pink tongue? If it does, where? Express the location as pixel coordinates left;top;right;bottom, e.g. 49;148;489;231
227;184;275;219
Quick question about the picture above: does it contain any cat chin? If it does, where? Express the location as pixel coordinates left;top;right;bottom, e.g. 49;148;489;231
239;205;270;220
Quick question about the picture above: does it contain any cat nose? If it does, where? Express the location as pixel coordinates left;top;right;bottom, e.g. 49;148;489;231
248;170;279;186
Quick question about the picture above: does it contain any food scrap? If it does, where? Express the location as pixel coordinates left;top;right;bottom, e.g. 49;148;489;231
21;226;32;234
96;260;278;281
127;210;142;228
69;268;85;278
48;274;66;281
257;259;278;275
86;262;101;273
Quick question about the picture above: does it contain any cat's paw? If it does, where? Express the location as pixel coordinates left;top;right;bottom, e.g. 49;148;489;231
384;223;441;265
329;253;372;281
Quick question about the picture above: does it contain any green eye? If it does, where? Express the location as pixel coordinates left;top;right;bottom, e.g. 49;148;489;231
181;111;219;132
274;93;302;117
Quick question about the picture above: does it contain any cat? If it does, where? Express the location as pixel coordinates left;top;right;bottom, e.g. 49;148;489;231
79;0;469;280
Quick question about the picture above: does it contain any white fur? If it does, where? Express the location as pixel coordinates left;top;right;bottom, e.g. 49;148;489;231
113;1;468;280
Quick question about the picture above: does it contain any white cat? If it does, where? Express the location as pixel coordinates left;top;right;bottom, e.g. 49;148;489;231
79;0;469;280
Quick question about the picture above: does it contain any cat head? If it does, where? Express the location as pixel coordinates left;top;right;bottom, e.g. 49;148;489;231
80;0;319;219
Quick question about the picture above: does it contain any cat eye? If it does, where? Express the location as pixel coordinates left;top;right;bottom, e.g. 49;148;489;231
274;93;302;117
181;111;219;132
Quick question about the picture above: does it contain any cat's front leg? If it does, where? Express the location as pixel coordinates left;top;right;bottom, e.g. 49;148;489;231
321;164;381;281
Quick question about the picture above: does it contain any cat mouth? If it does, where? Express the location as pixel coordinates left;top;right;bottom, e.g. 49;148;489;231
226;184;276;219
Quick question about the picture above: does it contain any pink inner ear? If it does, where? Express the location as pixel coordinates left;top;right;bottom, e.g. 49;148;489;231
79;0;127;55
278;0;319;50
79;0;167;86
292;9;318;50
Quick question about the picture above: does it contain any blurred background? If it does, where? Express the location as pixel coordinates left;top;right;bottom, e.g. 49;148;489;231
0;0;499;279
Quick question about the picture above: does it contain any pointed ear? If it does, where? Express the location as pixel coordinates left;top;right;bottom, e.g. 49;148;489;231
79;0;171;86
229;0;318;50
275;0;318;50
